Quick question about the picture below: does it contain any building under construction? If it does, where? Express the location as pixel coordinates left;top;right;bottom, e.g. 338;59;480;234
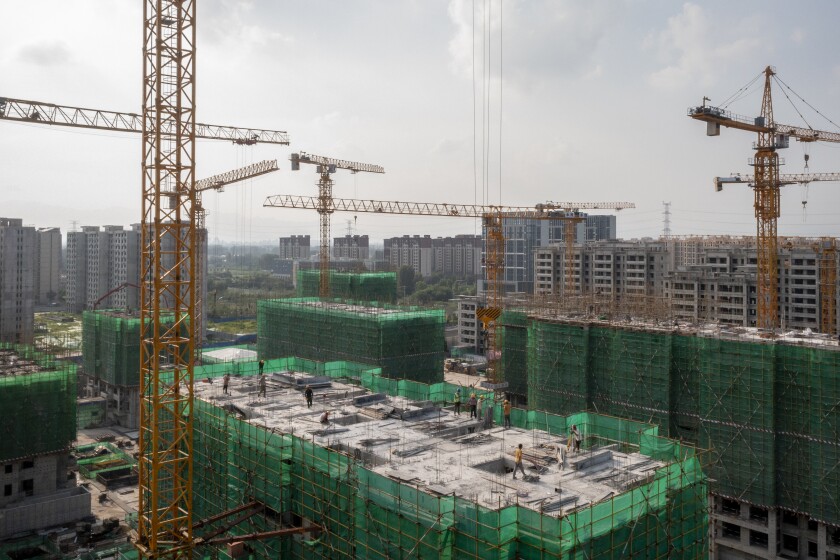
499;311;840;560
295;270;397;302
0;343;89;538
81;310;177;429
257;299;445;383
184;357;707;559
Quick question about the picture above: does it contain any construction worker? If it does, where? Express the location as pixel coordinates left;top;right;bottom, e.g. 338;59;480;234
304;385;313;408
257;373;267;398
258;359;265;375
222;372;230;395
468;393;477;418
320;410;330;424
512;443;526;479
503;399;512;429
570;424;581;453
453;388;461;415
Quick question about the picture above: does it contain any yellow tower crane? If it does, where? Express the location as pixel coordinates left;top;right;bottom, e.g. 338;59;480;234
688;66;840;329
1;91;289;560
263;194;633;386
289;152;384;298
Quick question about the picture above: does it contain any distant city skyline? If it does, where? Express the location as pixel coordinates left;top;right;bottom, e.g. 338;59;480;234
3;2;840;244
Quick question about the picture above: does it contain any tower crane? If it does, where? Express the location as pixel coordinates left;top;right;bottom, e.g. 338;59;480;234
688;66;840;329
289;152;385;298
264;194;633;385
714;172;840;336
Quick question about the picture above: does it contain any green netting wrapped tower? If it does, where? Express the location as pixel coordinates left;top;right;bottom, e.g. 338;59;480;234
82;310;176;386
504;313;840;531
0;343;77;463
296;270;398;302
257;298;444;382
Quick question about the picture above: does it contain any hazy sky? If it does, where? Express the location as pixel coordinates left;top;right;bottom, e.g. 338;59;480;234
3;1;840;244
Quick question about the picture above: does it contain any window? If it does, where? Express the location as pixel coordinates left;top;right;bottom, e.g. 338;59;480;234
3;484;11;497
721;522;741;540
20;479;34;497
782;534;799;554
22;460;34;470
808;541;818;558
3;464;11;474
749;530;768;549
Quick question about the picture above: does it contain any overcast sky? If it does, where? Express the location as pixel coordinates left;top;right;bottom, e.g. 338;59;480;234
2;1;840;245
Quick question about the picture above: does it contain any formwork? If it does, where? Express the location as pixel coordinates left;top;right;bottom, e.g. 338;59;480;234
0;343;77;463
75;442;138;487
257;298;444;383
82;310;177;386
508;315;840;527
189;357;708;559
296;270;398;302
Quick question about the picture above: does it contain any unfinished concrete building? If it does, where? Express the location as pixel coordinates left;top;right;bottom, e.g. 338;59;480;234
498;311;840;560
81;310;177;429
183;357;707;559
0;343;89;538
533;236;839;333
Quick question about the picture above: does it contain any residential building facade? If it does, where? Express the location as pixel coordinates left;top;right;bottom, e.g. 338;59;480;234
279;235;310;259
333;234;370;260
0;218;36;343
35;227;61;304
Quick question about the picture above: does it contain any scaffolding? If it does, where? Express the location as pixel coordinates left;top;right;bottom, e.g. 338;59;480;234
257;298;445;383
296;270;398;302
500;313;840;528
82;310;176;387
0;343;77;463
185;358;707;559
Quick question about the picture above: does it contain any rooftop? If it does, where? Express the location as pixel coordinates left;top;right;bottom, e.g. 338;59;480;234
195;367;676;517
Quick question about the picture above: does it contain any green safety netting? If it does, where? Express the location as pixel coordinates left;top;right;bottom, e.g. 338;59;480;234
188;363;708;560
76;441;137;480
82;310;178;386
257;298;444;383
500;314;840;527
296;270;398;302
0;343;76;463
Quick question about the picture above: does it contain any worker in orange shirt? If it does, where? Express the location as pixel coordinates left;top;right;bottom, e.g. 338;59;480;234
503;399;512;429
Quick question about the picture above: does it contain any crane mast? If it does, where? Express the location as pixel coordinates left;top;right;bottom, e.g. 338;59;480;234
137;2;196;558
753;66;781;330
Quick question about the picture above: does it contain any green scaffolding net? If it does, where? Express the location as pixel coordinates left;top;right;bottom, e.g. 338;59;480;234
504;315;840;527
257;298;444;383
0;343;77;463
82;310;177;387
296;270;398;302
188;358;708;559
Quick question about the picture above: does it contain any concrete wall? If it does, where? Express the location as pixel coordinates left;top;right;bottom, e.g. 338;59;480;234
0;486;90;538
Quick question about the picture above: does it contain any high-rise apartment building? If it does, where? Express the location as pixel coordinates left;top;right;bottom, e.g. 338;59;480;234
431;235;482;279
279;235;310;259
333;234;369;260
384;235;433;277
0;218;36;344
66;225;140;312
384;234;483;279
493;214;616;294
535;239;668;297
35;227;61;304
